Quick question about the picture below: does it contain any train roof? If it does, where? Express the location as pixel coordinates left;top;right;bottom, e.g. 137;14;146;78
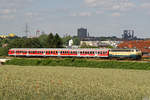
9;48;110;51
110;48;139;50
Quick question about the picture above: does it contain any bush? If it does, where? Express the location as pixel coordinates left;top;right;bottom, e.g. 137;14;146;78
4;58;150;70
0;47;8;56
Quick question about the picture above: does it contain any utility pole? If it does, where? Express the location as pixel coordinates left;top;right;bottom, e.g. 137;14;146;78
25;23;30;38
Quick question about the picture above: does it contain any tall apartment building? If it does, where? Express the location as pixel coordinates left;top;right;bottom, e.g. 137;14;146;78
77;28;87;38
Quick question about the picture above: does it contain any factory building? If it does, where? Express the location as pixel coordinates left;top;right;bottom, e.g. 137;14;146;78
122;30;137;40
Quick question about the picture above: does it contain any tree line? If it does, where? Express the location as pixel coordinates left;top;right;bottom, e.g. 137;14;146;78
8;33;63;48
0;33;63;56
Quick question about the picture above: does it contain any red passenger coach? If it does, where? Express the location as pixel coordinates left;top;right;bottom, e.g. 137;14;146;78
8;48;109;58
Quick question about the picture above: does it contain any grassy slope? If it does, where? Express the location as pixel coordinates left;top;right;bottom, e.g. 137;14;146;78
0;65;150;100
4;58;150;70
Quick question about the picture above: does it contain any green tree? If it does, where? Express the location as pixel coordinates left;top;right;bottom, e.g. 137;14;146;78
38;34;48;48
54;33;63;48
22;38;42;48
47;33;54;48
72;36;80;45
62;35;72;46
7;38;25;48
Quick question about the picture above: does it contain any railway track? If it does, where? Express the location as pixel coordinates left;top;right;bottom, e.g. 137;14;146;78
4;56;150;63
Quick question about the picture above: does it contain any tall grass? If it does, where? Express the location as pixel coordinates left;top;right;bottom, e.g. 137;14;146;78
0;65;150;100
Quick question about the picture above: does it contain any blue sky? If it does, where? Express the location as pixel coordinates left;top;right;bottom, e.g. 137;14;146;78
0;0;150;38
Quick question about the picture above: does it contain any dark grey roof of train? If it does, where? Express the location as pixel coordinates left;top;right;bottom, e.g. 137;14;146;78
10;48;110;50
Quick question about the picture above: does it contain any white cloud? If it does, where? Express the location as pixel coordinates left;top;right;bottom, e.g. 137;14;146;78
71;12;92;17
0;9;16;15
0;0;34;9
111;12;121;17
0;15;15;20
141;3;150;8
84;0;135;11
95;11;104;14
79;12;91;16
112;2;135;11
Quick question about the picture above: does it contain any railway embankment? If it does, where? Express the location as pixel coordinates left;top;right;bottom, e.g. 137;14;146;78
0;58;10;65
4;58;150;70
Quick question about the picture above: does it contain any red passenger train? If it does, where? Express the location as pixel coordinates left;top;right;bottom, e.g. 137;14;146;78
8;48;109;58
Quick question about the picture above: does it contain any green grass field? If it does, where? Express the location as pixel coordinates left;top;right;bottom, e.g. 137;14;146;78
0;65;150;100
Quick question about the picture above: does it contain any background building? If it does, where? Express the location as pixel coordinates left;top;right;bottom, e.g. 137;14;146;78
77;28;87;39
122;30;137;40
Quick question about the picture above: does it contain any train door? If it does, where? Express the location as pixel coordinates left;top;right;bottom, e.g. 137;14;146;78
58;50;60;56
95;50;98;57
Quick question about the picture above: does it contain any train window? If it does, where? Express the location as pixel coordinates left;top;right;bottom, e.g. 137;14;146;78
103;51;107;54
111;50;131;52
100;51;103;54
56;51;58;53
